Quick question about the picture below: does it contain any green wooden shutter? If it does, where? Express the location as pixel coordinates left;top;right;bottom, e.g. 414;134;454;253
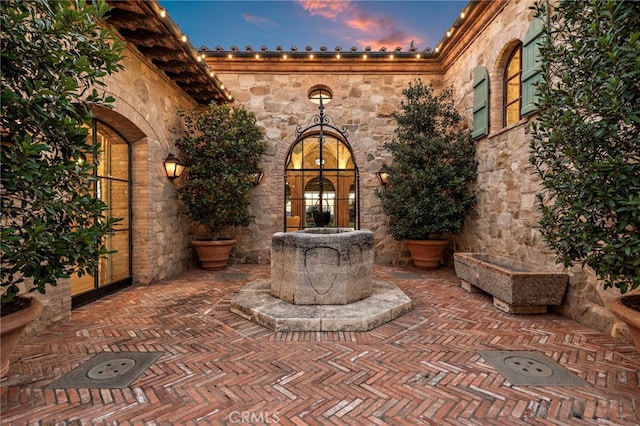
472;66;489;139
521;16;545;116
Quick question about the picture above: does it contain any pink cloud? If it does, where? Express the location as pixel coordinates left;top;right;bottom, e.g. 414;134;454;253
295;0;353;20
345;9;393;33
295;0;420;50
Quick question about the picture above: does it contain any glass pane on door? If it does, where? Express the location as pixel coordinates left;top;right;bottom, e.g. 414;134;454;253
71;120;131;302
99;230;130;287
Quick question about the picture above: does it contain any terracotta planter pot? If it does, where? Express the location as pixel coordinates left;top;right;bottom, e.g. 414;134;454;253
1;297;42;378
405;239;449;269
192;239;236;270
609;295;640;352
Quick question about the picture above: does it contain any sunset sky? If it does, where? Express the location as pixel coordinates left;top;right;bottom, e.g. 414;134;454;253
161;0;467;52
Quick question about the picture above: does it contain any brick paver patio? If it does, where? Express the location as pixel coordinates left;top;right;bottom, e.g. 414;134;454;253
1;265;638;424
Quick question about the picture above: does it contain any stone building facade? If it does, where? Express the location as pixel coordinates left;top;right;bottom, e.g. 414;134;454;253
23;0;636;344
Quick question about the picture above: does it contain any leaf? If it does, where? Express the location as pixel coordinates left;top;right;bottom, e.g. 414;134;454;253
1;0;124;304
529;0;640;293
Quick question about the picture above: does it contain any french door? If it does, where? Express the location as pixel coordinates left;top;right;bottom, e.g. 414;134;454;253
71;120;132;308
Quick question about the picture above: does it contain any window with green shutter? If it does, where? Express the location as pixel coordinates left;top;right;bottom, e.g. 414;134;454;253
521;16;545;116
472;66;489;139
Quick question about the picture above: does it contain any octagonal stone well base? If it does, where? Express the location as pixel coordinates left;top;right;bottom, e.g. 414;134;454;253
230;280;412;332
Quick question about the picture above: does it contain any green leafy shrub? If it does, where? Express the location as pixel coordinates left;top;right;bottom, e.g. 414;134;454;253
530;0;640;293
176;104;266;240
1;0;124;309
376;80;477;240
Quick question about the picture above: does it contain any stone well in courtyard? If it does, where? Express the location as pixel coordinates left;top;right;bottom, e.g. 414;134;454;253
271;228;373;305
231;229;411;332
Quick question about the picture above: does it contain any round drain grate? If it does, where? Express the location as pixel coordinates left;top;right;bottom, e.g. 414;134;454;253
503;356;553;377
87;358;137;380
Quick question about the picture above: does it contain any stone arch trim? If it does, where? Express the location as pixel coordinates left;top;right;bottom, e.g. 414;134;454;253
302;78;346;110
91;93;155;287
273;79;367;180
344;138;366;180
274;124;367;188
92;106;146;143
97;89;159;145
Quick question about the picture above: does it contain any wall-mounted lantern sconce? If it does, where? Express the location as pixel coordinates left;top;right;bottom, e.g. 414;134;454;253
249;171;264;186
164;153;185;181
376;165;390;186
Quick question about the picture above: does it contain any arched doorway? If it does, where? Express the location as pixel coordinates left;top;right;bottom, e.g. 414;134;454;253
70;119;132;307
284;129;359;231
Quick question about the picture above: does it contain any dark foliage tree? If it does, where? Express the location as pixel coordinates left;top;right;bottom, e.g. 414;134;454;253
377;80;477;240
176;104;266;240
530;0;640;293
1;0;124;310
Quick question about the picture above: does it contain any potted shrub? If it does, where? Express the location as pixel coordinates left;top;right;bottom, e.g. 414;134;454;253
176;103;266;270
530;1;639;348
1;0;123;376
376;79;477;269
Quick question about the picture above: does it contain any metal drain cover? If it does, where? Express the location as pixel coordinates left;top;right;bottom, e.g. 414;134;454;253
47;352;163;389
504;356;553;377
478;351;590;387
87;358;137;380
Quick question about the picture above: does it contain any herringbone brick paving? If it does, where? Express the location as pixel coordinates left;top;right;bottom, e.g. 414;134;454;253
1;265;638;425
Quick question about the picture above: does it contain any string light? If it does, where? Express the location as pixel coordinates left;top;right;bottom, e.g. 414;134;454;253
212;50;451;61
460;11;466;19
150;7;232;105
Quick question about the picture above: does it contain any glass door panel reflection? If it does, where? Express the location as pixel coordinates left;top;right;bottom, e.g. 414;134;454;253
71;120;132;306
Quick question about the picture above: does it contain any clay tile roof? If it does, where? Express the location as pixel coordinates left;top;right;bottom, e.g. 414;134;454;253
206;43;433;58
